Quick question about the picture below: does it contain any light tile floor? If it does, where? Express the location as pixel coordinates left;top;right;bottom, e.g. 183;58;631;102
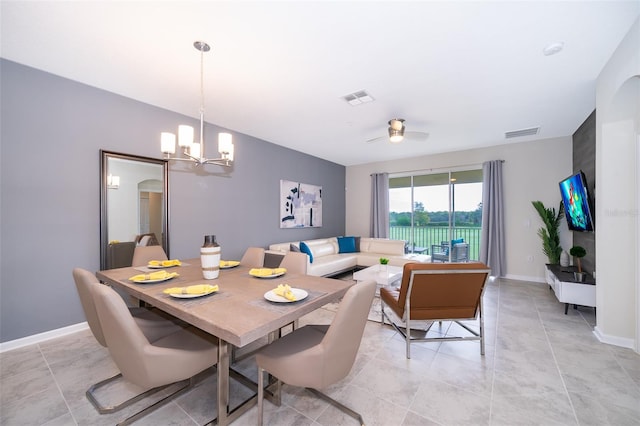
1;276;639;425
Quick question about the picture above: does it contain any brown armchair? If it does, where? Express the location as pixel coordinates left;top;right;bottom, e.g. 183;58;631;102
380;262;490;358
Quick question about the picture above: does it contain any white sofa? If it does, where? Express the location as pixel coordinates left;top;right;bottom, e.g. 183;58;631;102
267;237;430;277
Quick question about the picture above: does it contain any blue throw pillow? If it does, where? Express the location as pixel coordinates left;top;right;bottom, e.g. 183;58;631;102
337;236;356;253
299;241;314;263
452;238;464;246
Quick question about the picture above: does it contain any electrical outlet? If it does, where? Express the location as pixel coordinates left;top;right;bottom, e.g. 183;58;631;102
526;255;534;263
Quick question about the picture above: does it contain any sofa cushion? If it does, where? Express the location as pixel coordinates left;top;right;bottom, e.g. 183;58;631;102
361;238;405;256
308;242;337;259
299;242;314;263
290;243;301;253
337;236;357;253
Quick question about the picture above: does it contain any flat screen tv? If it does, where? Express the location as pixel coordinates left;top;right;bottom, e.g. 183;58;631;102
558;171;594;232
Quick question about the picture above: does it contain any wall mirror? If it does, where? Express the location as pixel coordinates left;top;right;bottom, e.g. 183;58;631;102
100;150;169;270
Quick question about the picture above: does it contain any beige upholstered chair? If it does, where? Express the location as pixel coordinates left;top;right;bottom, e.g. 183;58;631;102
239;246;265;268
380;262;491;358
256;280;376;426
278;251;308;275
131;245;168;267
92;283;218;425
73;268;188;418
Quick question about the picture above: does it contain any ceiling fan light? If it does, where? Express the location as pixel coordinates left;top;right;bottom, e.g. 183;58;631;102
389;131;404;143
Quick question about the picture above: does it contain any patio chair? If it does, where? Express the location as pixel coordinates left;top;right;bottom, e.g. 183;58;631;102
380;262;490;358
431;240;469;262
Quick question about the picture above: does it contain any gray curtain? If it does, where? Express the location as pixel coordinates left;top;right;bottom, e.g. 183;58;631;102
370;173;389;238
480;160;505;277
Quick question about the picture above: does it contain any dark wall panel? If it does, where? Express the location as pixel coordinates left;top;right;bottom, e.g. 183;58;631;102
572;110;596;274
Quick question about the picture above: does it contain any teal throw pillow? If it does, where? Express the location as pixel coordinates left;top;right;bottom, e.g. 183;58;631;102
452;238;464;246
299;241;314;263
337;236;357;253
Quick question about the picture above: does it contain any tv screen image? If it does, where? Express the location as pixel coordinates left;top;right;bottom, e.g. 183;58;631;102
558;171;594;232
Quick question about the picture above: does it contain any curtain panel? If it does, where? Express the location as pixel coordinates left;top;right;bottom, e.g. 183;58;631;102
480;160;505;277
370;173;389;238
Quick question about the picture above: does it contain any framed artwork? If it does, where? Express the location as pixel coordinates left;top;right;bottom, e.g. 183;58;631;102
280;180;322;228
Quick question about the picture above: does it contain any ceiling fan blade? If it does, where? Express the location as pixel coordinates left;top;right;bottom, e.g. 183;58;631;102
365;136;387;144
403;131;429;141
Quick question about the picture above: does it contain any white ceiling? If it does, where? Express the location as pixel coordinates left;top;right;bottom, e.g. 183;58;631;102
2;1;639;166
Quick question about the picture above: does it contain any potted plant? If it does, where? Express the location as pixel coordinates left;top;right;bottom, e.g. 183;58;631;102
569;245;587;282
379;257;389;274
531;201;564;264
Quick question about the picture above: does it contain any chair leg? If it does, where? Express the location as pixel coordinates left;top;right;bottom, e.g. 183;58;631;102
86;373;172;414
117;378;194;426
306;388;365;426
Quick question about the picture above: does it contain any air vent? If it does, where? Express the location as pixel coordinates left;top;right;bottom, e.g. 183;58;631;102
342;90;374;106
505;126;540;139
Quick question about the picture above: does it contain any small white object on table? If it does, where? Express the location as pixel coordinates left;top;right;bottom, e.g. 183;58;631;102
353;264;403;295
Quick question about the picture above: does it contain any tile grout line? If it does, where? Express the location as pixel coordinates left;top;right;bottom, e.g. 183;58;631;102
38;343;79;426
487;277;500;425
533;288;581;425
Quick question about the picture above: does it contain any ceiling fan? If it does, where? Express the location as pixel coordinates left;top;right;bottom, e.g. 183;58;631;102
366;118;429;144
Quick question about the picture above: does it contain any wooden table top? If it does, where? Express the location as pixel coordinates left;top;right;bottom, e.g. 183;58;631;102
96;259;352;347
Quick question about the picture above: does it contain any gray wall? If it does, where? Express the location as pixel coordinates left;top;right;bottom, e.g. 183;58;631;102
572;110;596;274
0;59;345;343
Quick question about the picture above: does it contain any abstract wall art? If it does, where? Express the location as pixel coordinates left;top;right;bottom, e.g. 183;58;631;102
280;180;322;228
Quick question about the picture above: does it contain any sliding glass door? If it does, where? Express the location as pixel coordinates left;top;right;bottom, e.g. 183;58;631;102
389;168;483;261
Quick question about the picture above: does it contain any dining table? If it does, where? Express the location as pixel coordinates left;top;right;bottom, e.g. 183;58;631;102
96;259;353;425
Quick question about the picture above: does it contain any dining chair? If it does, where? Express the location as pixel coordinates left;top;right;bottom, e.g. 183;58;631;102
380;262;490;358
92;282;218;425
131;245;168;267
278;251;308;274
239;246;265;268
72;268;186;416
255;279;376;426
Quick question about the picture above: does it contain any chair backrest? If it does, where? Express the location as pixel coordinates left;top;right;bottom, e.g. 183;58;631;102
131;245;168;267
92;283;154;386
240;247;265;268
319;280;376;387
73;268;107;347
396;262;490;320
278;251;308;274
451;243;469;262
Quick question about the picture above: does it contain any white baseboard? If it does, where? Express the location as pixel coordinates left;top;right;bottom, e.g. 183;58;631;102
503;273;546;283
593;326;637;350
0;322;89;353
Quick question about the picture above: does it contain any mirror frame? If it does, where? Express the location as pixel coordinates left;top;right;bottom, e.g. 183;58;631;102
100;150;170;270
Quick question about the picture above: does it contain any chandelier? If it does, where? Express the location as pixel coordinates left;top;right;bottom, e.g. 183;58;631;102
161;41;234;167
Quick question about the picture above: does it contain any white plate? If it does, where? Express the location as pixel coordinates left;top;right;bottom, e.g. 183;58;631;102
169;289;218;299
220;261;240;269
147;264;179;269
264;288;308;303
250;270;286;279
131;274;178;283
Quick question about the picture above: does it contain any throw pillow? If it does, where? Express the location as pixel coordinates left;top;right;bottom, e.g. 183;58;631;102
299;241;314;263
452;238;464;246
337;236;356;253
290;243;301;253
